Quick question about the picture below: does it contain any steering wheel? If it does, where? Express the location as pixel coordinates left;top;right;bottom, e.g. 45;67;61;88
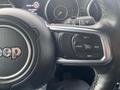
0;0;119;90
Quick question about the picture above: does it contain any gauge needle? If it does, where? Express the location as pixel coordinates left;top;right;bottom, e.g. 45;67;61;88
57;11;63;16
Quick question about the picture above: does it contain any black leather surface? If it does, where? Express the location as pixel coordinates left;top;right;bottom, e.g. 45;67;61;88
89;0;120;90
47;80;89;90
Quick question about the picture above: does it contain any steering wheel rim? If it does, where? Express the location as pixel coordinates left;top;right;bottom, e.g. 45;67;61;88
89;0;120;90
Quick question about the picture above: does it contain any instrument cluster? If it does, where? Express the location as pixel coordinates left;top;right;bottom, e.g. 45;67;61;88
9;0;101;24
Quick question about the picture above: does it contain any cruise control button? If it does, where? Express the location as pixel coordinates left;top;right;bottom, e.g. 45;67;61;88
75;44;84;50
85;52;103;59
74;45;85;54
81;33;101;43
75;52;103;59
84;44;92;50
86;54;94;58
93;45;101;50
93;43;103;51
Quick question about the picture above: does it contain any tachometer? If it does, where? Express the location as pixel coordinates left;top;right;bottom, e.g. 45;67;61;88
45;0;79;23
54;6;68;21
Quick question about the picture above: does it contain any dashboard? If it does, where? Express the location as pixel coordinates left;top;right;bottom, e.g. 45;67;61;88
7;0;101;24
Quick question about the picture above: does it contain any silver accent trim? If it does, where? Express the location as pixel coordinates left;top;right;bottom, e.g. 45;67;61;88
0;25;32;81
48;25;112;65
44;0;51;21
87;0;93;16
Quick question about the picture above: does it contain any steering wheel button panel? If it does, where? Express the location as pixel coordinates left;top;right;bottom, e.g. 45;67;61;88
72;33;103;59
48;25;112;65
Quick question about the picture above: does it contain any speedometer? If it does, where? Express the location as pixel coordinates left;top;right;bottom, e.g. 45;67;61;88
45;0;79;23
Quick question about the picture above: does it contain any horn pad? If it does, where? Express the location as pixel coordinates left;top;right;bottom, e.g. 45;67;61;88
0;8;55;89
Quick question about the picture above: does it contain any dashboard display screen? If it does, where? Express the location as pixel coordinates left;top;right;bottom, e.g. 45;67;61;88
21;0;47;18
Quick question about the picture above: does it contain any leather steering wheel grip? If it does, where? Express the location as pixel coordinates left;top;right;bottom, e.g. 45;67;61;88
89;0;120;90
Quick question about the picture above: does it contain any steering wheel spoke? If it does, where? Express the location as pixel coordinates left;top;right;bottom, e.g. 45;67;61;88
48;24;112;66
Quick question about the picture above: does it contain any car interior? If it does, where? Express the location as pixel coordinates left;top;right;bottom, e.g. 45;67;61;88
0;0;119;90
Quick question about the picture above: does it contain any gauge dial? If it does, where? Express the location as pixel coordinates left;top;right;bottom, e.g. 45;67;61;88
54;6;68;20
45;0;79;23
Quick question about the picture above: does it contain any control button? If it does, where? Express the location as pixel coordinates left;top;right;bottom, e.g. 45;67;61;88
93;44;102;51
75;52;103;59
72;34;85;53
73;40;85;52
72;34;83;43
82;34;101;43
85;52;103;59
86;54;93;58
83;36;91;39
75;44;84;51
58;32;75;59
84;44;92;50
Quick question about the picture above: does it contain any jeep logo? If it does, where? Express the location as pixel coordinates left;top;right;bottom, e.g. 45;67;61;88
0;47;21;59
